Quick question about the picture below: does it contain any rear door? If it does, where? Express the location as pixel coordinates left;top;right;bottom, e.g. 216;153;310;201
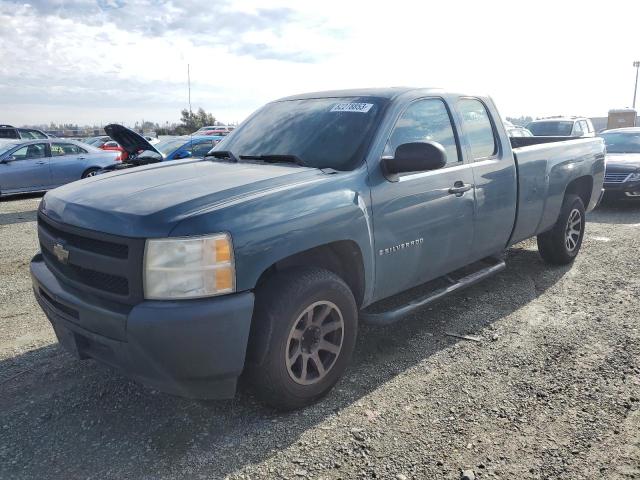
370;97;476;300
49;142;89;186
0;143;50;193
457;98;517;260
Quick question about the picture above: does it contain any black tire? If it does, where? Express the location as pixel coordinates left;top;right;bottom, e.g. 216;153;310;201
245;267;358;410
537;194;586;265
82;168;100;179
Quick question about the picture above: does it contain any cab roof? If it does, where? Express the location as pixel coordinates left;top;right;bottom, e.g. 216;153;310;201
276;87;444;102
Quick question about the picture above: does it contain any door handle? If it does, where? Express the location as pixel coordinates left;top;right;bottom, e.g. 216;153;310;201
78;157;86;160
448;182;473;196
36;161;47;165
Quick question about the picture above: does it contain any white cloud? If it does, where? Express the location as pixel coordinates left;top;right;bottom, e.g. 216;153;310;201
0;0;639;126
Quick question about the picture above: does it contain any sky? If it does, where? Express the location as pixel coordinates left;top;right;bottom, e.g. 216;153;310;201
0;0;639;127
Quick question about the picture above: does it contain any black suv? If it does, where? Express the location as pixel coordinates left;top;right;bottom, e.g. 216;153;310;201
0;125;51;140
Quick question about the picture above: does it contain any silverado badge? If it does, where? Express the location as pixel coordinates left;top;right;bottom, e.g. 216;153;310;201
53;243;70;264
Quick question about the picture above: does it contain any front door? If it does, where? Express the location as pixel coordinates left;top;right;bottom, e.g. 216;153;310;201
0;143;50;193
370;98;476;301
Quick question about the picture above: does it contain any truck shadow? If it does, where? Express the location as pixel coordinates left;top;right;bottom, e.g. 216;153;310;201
0;209;38;226
589;198;640;225
0;247;568;479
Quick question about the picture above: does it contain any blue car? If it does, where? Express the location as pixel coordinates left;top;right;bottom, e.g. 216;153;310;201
0;139;119;197
102;124;223;171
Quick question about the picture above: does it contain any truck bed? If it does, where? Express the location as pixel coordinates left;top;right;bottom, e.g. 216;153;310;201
508;137;606;245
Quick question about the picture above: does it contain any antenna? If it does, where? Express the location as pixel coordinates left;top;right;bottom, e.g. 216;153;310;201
188;63;193;145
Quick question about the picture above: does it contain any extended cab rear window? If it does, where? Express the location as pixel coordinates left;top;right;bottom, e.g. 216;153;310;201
218;97;388;171
458;99;497;159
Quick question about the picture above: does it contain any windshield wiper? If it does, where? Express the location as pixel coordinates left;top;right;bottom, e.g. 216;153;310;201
206;150;239;163
239;154;305;166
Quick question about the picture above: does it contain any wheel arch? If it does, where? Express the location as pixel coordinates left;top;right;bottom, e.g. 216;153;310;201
254;240;366;308
564;175;593;208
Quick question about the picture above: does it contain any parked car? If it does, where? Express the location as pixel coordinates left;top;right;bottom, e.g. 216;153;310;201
192;125;235;136
99;140;128;161
527;117;596;137
98;124;223;172
0;139;119;197
79;136;127;160
504;121;533;137
600;127;640;199
31;87;604;409
0;124;52;140
82;136;111;145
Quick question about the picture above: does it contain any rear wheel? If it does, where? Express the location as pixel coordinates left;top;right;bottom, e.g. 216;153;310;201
82;168;100;178
537;194;585;265
246;267;358;410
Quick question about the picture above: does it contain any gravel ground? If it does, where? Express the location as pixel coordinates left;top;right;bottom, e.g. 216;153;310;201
0;194;639;480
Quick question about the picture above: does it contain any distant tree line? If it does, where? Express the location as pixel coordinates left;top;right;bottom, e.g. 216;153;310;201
27;107;225;137
505;116;533;127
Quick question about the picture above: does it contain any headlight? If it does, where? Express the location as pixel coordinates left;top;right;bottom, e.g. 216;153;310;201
627;172;640;181
144;233;235;300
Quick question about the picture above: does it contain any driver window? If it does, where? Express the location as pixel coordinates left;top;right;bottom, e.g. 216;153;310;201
10;143;47;160
384;99;460;165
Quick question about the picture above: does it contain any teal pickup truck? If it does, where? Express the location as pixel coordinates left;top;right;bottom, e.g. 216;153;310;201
31;88;605;409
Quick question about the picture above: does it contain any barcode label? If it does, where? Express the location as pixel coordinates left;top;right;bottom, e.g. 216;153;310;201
330;103;374;113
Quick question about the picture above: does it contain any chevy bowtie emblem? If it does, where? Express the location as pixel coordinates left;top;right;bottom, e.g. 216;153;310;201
53;243;70;264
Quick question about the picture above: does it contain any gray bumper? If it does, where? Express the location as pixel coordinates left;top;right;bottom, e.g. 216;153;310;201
31;254;254;399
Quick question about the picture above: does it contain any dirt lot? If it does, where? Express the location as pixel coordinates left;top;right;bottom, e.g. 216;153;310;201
0;194;639;480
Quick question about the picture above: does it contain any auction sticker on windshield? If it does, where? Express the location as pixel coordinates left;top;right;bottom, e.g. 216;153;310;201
330;103;374;113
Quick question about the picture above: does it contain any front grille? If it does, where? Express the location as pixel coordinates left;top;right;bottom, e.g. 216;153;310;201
42;249;129;295
37;213;145;304
39;218;128;259
604;172;630;183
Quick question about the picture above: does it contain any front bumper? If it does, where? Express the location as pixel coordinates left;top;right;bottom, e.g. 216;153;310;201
603;179;640;194
30;253;254;399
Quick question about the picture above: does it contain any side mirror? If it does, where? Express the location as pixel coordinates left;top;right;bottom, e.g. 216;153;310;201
1;156;15;164
382;141;447;181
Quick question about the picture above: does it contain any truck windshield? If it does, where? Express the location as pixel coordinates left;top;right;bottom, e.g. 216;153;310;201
600;132;640;153
216;97;387;170
527;121;574;136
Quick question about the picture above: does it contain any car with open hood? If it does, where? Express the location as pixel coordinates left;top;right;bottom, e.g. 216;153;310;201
600;127;640;198
100;124;223;172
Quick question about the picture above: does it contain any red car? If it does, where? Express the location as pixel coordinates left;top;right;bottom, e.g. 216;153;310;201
84;136;127;161
99;140;128;161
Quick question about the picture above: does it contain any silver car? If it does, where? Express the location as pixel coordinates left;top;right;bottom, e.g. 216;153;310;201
0;139;119;197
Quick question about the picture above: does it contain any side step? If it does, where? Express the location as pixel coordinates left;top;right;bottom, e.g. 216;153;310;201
360;258;506;326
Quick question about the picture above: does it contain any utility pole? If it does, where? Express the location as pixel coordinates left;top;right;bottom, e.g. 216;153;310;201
187;64;193;117
633;61;640;109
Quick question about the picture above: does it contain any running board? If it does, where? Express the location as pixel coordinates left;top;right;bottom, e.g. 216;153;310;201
360;258;506;326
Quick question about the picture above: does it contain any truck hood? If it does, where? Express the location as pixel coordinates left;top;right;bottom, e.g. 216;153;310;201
41;159;324;237
104;123;160;156
605;153;640;173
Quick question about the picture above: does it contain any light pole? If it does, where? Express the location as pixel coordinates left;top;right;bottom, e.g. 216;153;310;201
634;61;640;109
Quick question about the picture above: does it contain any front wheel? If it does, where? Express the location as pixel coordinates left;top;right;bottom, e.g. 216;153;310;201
82;168;100;178
245;267;358;410
537;194;586;265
